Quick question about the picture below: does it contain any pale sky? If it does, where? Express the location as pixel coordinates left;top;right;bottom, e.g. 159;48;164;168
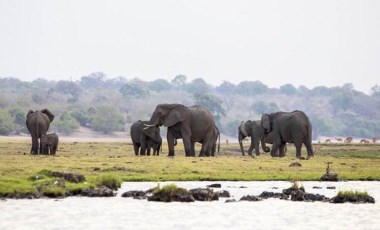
0;0;379;94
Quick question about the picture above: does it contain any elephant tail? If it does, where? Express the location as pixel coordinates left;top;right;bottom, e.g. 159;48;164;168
217;131;220;153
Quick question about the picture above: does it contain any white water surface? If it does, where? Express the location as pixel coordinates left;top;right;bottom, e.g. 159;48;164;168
1;181;380;230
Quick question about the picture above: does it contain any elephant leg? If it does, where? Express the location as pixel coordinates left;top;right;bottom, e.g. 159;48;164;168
279;144;286;157
295;143;302;158
199;139;211;157
190;142;196;157
133;143;140;156
305;141;314;159
183;138;192;157
167;131;176;157
270;139;280;157
31;138;39;155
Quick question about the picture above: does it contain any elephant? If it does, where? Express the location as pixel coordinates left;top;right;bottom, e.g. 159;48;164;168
147;135;162;156
238;120;272;156
40;133;59;155
26;109;55;154
130;120;162;156
261;110;314;159
146;104;216;157
205;125;220;157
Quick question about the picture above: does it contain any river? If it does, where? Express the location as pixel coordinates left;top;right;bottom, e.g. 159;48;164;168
1;181;380;230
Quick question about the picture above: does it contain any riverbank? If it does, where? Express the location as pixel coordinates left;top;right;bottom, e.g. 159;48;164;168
1;139;380;198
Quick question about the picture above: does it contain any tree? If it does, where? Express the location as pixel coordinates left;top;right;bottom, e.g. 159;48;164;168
171;75;187;91
280;84;297;95
216;81;236;94
186;78;211;94
250;101;279;115
371;85;380;97
235;81;268;96
90;105;125;134
193;93;226;121
148;79;173;92
54;80;82;100
80;72;106;89
0;109;14;135
119;81;149;98
9;108;26;134
51;111;80;135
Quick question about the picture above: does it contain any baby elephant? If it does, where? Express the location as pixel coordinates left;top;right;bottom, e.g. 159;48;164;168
40;133;59;155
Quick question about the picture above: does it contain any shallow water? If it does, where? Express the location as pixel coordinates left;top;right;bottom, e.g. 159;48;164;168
1;181;380;230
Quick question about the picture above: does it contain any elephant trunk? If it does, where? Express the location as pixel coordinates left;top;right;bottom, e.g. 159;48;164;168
238;132;245;156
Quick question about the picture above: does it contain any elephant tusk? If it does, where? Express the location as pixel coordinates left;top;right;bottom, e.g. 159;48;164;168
143;124;155;127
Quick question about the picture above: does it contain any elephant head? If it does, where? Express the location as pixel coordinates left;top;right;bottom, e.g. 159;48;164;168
239;120;270;156
142;122;161;143
148;104;188;127
261;113;272;133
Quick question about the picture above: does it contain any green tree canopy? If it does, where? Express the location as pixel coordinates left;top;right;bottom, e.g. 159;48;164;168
193;93;226;120
119;81;149;98
90;105;125;134
235;81;268;96
186;78;211;94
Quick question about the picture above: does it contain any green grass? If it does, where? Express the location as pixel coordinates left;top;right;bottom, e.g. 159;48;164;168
1;139;380;196
337;190;370;199
153;183;189;195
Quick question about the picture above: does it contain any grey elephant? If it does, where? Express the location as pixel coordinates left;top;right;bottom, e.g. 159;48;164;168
40;133;59;155
145;104;216;157
130;120;162;156
206;125;220;157
238;120;272;156
26;109;55;154
147;136;162;156
261;110;313;159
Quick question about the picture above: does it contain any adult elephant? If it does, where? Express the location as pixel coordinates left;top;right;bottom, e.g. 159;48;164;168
206;125;220;157
261;110;314;159
130;120;162;156
238;120;271;156
146;104;216;157
26;109;55;154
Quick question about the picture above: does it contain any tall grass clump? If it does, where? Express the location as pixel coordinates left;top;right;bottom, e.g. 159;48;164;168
96;174;122;190
153;184;188;196
338;190;370;199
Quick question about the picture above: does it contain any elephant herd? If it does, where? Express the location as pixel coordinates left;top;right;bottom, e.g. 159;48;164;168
26;105;313;159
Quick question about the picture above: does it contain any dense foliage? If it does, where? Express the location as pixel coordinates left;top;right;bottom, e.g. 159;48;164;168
0;74;379;139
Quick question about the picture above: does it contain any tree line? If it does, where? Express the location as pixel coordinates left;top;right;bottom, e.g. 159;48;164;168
0;72;380;139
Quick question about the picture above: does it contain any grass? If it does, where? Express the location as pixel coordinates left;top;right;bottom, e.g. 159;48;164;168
153;183;189;195
337;190;371;199
1;138;380;196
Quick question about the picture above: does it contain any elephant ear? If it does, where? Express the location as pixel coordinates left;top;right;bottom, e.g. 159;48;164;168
164;105;188;127
41;109;55;122
239;121;249;137
261;114;271;132
27;110;34;118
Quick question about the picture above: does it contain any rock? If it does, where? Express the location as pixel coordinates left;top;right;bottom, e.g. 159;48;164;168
321;173;338;181
331;195;375;204
225;199;237;203
239;186;247;188
216;190;231;198
313;186;322;189
289;162;302;167
327;186;336;190
240;195;262;201
207;183;222;188
81;186;115;197
49;171;86;183
189;188;219;201
121;190;146;199
147;193;195;202
258;191;288;200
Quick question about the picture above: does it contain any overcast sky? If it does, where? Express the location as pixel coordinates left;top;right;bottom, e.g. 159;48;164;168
0;0;379;94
